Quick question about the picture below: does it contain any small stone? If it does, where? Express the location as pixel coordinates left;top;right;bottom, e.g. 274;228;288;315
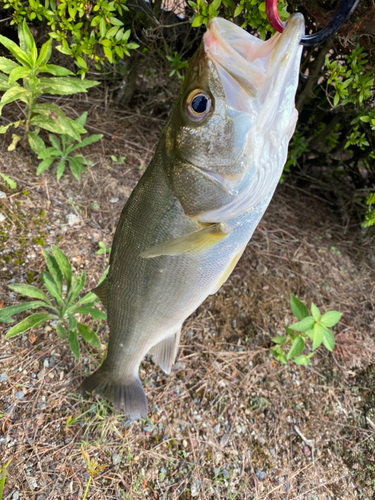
143;425;153;432
256;263;268;274
0;191;6;198
65;213;80;226
222;469;230;479
0;213;6;223
112;453;121;466
12;492;20;500
220;433;230;447
173;361;186;370
43;358;49;368
0;373;8;382
36;496;46;500
110;197;119;203
15;391;24;400
27;477;37;490
213;423;220;434
256;468;267;481
191;478;200;497
186;329;193;338
213;467;221;476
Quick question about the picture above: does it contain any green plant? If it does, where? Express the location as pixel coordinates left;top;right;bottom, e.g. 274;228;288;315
0;245;108;360
0;20;99;150
81;447;107;500
363;192;375;228
111;155;125;164
4;0;139;76
0;459;12;500
30;112;102;180
166;51;189;81
0;173;16;189
270;295;342;366
96;241;111;255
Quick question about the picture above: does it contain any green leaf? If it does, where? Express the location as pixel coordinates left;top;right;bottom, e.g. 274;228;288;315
68;312;77;331
290;295;309;320
68;328;80;359
68;271;86;305
20;19;35;53
8;65;32;83
52;245;72;288
0;301;47;322
234;4;243;16
57;159;66;179
290;316;315;332
191;15;204;27
37;77;100;96
68;156;85;180
287;336;305;360
333;93;340;106
75;112;87;128
70;134;102;152
0;34;31;67
310;303;321;322
77;323;101;348
49;134;61;151
322;328;335;351
271;335;287;345
100;17;106;38
8;283;51;304
293;355;311;366
31;103;83;141
36;157;55;175
40;64;75;76
312;323;325;350
28;132;45;154
41;270;63;305
0;172;17;189
5;312;54;338
0;85;30;114
56;321;67;339
109;16;124;26
7;133;22;152
106;26;119;38
320;311;342;327
0;57;19;74
42;249;63;294
74;306;106;320
36;39;52;67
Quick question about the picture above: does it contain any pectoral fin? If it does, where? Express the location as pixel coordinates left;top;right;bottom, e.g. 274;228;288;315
148;328;182;375
140;223;229;259
210;244;247;295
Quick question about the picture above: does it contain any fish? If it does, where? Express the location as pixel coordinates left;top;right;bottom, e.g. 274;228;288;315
80;14;304;419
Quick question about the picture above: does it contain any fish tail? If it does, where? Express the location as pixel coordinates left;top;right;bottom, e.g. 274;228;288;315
79;365;148;420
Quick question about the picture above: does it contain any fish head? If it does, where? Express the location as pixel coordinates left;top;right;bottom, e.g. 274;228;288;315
165;15;304;221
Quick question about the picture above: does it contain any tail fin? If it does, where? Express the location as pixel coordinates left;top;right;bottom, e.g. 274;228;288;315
79;365;148;420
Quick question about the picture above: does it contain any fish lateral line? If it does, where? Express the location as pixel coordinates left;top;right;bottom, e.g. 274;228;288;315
140;222;229;258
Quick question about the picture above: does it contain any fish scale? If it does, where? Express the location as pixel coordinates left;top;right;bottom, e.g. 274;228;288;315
80;15;304;418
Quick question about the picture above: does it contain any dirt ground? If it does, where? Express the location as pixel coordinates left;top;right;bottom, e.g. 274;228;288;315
0;91;375;500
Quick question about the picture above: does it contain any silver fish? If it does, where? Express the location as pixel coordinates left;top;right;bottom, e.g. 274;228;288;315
80;15;304;418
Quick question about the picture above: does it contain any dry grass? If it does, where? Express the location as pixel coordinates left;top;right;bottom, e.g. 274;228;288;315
0;95;375;500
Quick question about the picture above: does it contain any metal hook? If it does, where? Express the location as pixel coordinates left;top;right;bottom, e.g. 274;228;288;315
265;0;360;46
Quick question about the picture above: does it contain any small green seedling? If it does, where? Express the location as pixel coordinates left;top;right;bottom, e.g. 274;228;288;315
31;113;102;180
271;295;342;366
81;447;107;500
0;459;12;500
110;155;125;164
0;173;16;189
166;51;189;81
96;241;111;255
0;245;108;360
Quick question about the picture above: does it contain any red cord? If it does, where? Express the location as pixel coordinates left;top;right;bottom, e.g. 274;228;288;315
265;0;286;33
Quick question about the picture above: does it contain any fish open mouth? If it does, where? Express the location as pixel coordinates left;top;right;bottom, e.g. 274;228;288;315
204;15;305;112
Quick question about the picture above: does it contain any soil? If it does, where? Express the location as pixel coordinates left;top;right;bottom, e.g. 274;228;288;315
0;91;375;500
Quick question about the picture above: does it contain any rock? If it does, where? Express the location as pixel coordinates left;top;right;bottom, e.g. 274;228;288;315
220;433;230;447
173;361;186;370
222;469;230;479
65;213;80;226
190;478;200;497
15;391;24;400
36;496;46;500
0;373;8;382
0;191;6;199
256;263;268;275
0;213;6;223
213;467;221;476
12;492;20;500
256;468;267;481
112;453;121;466
27;477;37;490
213;424;220;434
110;197;119;203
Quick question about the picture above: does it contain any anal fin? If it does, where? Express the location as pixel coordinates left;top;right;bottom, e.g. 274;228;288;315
140;223;228;259
92;278;107;309
210;244;247;295
148;328;182;375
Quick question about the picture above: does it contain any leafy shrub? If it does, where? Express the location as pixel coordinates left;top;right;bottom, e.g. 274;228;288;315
271;295;342;366
0;19;99;154
4;0;139;76
31;112;103;180
0;245;107;360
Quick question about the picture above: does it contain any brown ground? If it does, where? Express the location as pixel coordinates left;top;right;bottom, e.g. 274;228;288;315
0;91;375;500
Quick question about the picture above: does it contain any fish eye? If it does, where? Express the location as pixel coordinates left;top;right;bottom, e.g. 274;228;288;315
185;90;212;122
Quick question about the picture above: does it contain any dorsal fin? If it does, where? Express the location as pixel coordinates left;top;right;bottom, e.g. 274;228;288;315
92;278;107;309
